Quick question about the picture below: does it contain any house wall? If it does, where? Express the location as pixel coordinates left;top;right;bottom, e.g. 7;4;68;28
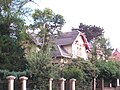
72;35;87;60
63;45;72;54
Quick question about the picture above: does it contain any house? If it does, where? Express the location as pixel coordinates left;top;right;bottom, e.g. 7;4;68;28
52;30;90;63
111;48;120;62
27;30;90;63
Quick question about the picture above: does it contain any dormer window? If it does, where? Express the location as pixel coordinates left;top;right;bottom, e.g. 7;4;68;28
75;40;78;44
76;40;78;42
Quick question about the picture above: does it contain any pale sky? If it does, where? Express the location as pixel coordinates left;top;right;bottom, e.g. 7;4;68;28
26;0;120;50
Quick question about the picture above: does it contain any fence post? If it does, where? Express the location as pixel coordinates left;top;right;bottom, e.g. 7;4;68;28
117;79;120;86
59;78;66;90
110;83;112;87
49;78;53;90
70;78;76;90
6;75;16;90
93;78;96;90
101;78;104;90
20;76;28;90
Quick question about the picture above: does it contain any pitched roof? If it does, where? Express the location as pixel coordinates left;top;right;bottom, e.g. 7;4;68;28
53;30;90;58
111;48;120;61
112;48;120;56
29;30;89;58
53;45;72;58
53;30;79;58
56;30;79;45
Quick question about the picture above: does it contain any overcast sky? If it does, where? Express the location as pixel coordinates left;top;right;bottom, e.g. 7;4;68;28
26;0;120;50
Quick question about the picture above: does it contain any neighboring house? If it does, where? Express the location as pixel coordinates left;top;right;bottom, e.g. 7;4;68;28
111;48;120;62
52;30;90;63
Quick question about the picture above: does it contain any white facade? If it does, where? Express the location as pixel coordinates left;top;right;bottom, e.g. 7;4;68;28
72;33;88;60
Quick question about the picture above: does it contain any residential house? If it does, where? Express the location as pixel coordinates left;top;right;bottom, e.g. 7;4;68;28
28;30;90;63
52;30;90;63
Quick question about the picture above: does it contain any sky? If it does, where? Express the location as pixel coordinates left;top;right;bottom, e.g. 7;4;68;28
26;0;120;50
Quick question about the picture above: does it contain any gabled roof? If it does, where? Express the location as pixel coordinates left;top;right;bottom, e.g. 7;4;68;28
29;30;89;58
112;48;120;56
56;30;79;45
53;30;79;58
112;48;120;61
53;45;72;58
53;30;90;58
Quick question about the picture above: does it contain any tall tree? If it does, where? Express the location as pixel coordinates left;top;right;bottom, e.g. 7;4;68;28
90;36;113;61
0;0;31;71
30;8;65;51
73;23;104;42
28;8;65;90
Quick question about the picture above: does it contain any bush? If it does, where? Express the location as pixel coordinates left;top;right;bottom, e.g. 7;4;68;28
0;69;30;80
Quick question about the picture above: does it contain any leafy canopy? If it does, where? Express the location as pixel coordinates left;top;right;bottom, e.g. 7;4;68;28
90;36;113;61
27;8;65;90
73;23;104;42
96;60;120;79
0;0;31;71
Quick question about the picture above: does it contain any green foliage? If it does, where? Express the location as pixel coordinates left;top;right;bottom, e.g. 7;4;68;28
63;67;84;80
96;60;120;79
27;9;65;89
32;8;65;32
0;0;32;17
62;58;99;90
0;69;30;79
30;8;65;51
78;23;104;42
1;1;118;90
0;0;31;71
71;58;99;78
19;28;37;59
0;35;28;71
28;50;54;90
115;62;120;78
91;36;113;60
62;67;85;90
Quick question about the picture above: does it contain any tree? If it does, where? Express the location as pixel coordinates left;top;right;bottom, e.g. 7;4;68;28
62;67;85;90
90;36;113;61
30;8;65;51
0;36;27;71
96;60;120;80
73;23;104;42
28;51;53;89
62;58;99;90
0;0;31;71
28;8;65;90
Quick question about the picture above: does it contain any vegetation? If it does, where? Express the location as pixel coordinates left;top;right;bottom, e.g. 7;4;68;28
0;0;31;71
96;60;120;79
78;23;104;42
0;69;30;79
27;8;65;90
0;0;120;90
90;36;113;62
62;58;99;90
30;8;65;50
28;51;52;89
